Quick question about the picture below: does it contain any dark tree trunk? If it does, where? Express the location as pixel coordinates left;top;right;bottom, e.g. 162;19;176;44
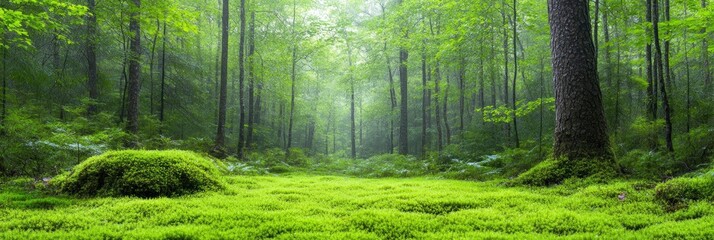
664;0;672;89
149;20;159;116
86;0;99;116
684;4;692;133
703;0;711;92
652;0;674;152
645;0;657;122
348;44;357;159
422;42;428;156
512;0;519;148
286;0;297;153
237;0;247;157
247;11;256;150
214;0;229;155
434;61;443;151
479;40;486;125
160;21;167;124
501;1;511;141
458;57;465;134
1;46;5;126
399;40;409;155
125;0;142;147
548;0;612;160
443;75;451;145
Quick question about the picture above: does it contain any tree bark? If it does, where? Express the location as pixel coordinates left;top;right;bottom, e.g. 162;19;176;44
645;0;656;121
247;11;256;150
703;0;711;92
399;36;409;155
286;0;297;153
160;21;167;124
125;0;142;147
86;0;99;116
501;0;511;141
548;0;612;160
214;0;229;155
422;40;428;156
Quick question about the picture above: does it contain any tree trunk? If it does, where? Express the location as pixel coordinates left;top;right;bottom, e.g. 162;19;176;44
501;0;511;141
443;75;451;145
160;21;167;124
214;0;229;155
645;0;657;122
548;0;612;160
381;3;396;154
664;0;672;89
703;0;711;92
399;38;409;155
684;4;692;133
247;11;256;150
458;57;465;135
237;0;247;157
652;0;674;152
86;0;99;116
434;61;443;151
422;42;428;156
125;0;142;147
1;46;6;126
149;20;159;116
512;0;519;148
286;0;297;153
348;43;357;159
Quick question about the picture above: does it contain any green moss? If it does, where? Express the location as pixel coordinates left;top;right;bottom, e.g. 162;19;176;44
53;150;225;197
513;156;619;186
655;174;714;209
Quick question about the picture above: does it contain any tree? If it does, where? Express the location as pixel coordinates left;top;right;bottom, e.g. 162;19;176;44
125;0;142;147
214;0;229;155
652;0;673;152
235;0;248;157
86;0;99;116
398;0;409;155
548;0;612;161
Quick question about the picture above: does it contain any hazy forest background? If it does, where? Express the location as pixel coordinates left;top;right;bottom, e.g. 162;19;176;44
1;0;713;182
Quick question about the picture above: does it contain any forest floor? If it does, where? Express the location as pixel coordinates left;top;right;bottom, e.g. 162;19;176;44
1;174;713;239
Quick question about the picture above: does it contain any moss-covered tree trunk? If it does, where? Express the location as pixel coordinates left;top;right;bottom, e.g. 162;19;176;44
549;0;612;161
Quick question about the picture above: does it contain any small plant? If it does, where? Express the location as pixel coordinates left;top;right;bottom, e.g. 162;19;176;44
53;150;225;197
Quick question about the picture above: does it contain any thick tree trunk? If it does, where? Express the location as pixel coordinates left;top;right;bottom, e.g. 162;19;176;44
86;0;99;116
652;0;674;152
125;0;142;147
548;0;612;160
214;0;229;155
237;0;247;157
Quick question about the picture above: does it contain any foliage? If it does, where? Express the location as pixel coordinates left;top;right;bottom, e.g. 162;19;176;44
53;150;225;197
655;168;714;210
0;0;87;49
477;98;555;124
1;175;714;238
0;110;124;177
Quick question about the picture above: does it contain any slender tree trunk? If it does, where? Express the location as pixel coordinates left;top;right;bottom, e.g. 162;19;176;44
237;0;247;157
399;34;409;155
443;75;451;145
512;0;519;148
214;0;229;155
1;46;6;126
703;0;711;92
434;61;443;151
652;0;674;152
549;0;613;160
160;21;167;124
286;0;297;153
458;57;465;134
247;11;256;150
422;41;428;156
501;1;511;141
479;41;486;125
645;0;656;121
538;57;545;159
664;0;672;89
348;43;357;159
149;20;159;116
86;0;99;116
381;4;396;154
125;0;142;147
684;4;692;133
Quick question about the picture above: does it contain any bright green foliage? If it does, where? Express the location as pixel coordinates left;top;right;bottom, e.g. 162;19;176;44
2;175;713;239
0;0;87;48
53;150;225;197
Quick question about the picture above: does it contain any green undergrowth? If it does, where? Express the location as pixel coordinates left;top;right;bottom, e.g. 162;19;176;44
1;174;713;239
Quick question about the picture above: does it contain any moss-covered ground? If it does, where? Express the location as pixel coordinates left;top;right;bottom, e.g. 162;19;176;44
1;175;712;239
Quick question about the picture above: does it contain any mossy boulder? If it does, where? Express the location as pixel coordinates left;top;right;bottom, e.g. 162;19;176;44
54;150;225;197
655;172;714;209
513;156;619;186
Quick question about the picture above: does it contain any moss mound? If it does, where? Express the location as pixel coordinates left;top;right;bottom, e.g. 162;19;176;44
655;172;714;209
54;150;225;197
513;157;618;186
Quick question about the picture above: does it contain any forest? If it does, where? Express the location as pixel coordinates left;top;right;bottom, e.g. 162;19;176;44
1;0;714;238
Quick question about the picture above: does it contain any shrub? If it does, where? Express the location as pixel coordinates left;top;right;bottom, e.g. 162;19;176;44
53;150;225;197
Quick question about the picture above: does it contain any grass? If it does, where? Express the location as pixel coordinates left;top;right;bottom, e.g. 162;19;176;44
1;174;713;239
